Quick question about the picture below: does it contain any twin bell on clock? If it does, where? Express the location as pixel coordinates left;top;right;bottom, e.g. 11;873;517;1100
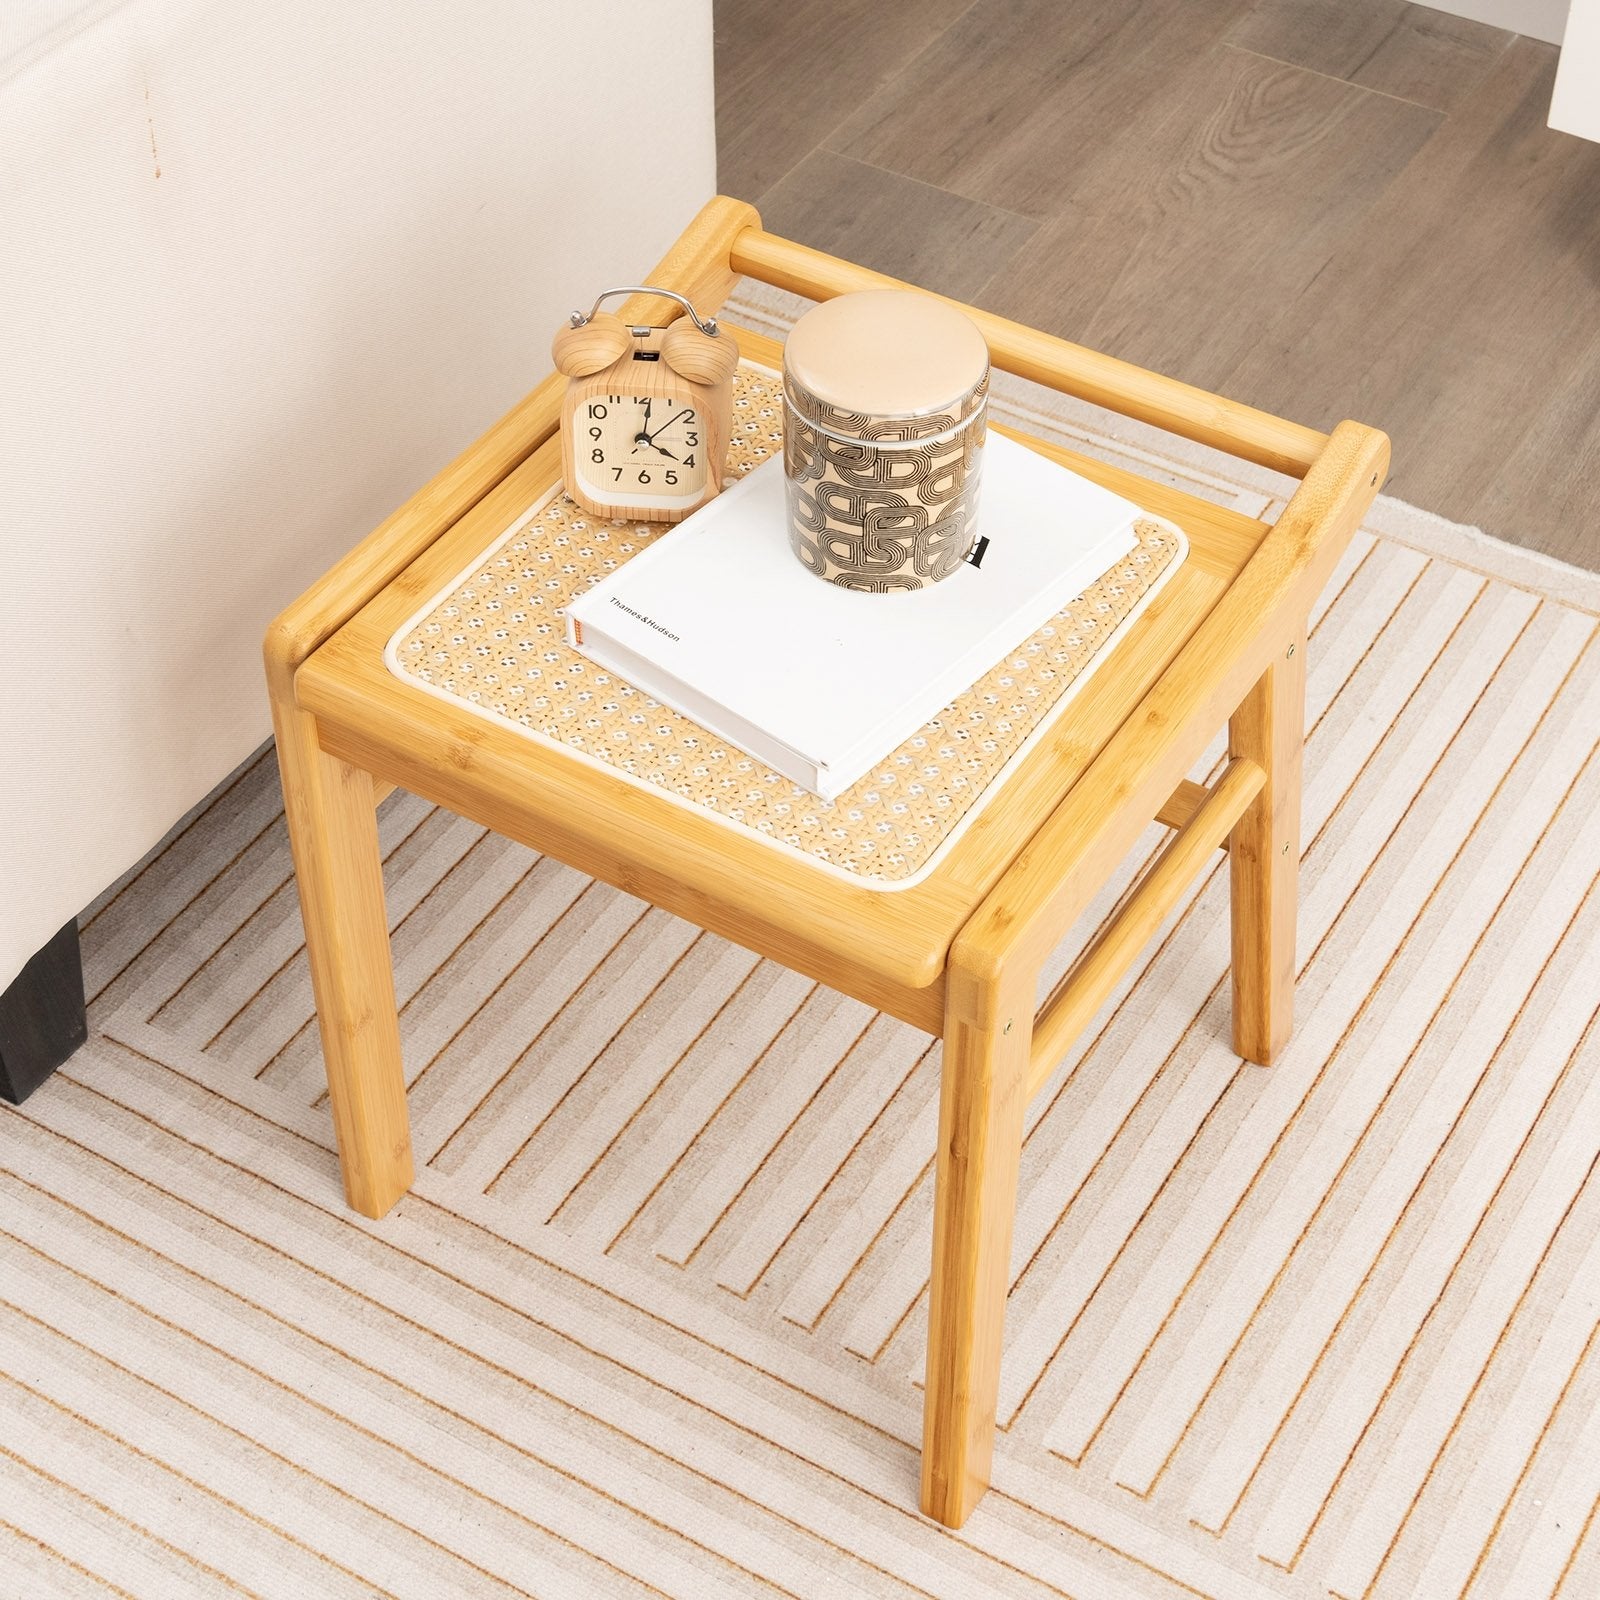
552;286;739;524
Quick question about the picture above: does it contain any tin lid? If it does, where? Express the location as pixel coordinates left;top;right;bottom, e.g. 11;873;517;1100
783;289;989;441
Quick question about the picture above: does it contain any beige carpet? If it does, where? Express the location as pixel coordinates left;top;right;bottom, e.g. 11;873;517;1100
5;293;1600;1599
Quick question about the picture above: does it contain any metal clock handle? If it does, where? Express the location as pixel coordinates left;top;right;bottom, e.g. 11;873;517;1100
568;286;722;338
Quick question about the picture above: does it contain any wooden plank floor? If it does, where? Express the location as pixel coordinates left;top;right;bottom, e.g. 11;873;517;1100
714;0;1600;570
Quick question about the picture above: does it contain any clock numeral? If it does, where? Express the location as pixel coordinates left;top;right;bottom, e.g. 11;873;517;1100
612;468;623;481
685;432;699;447
588;426;602;440
665;470;678;486
587;403;608;419
591;448;605;464
638;470;651;485
608;394;622;404
684;454;696;468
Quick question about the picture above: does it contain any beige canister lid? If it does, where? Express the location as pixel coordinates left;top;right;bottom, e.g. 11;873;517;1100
783;288;989;438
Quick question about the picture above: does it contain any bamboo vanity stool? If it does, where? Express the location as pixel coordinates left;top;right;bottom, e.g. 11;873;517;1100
266;198;1387;1529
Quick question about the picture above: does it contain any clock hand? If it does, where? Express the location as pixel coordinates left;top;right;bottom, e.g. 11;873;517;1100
643;407;695;444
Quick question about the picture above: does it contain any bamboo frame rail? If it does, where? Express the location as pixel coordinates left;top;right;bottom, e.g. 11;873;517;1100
1027;757;1264;1099
729;227;1329;478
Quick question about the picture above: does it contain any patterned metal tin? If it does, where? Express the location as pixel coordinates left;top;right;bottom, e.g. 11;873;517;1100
782;290;989;592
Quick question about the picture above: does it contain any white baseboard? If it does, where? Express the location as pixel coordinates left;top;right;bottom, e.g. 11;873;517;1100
1415;0;1570;45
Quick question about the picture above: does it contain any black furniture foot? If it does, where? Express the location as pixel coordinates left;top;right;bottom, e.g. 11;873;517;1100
0;920;87;1104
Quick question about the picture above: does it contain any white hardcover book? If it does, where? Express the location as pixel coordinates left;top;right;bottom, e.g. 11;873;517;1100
564;434;1143;799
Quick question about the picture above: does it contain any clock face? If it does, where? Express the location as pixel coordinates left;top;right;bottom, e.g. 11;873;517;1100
574;390;707;507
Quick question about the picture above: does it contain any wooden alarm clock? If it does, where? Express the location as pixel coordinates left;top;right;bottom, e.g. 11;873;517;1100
552;286;739;523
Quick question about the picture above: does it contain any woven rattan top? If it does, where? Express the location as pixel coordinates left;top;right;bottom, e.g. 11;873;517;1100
386;365;1184;888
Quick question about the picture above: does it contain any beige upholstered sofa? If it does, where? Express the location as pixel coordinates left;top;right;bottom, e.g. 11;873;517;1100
0;0;715;1092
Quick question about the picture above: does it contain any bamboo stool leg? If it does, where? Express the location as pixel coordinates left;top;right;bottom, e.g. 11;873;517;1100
272;701;413;1218
921;961;1032;1528
1228;632;1307;1065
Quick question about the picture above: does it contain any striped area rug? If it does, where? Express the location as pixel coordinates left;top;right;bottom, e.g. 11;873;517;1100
5;299;1600;1599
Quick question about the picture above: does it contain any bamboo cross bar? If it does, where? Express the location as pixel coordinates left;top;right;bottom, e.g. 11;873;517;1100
729;227;1329;478
1027;757;1266;1099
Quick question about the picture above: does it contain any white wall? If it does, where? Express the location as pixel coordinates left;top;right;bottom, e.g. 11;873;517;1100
1416;1;1570;44
0;0;717;987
